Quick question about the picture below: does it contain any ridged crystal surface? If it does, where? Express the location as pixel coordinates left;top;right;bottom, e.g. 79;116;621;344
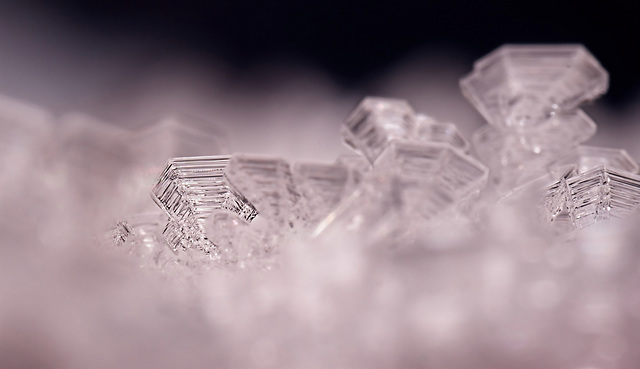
473;111;597;189
342;97;416;163
122;115;229;213
546;166;640;229
463;45;606;193
414;114;469;152
162;217;216;254
293;162;359;225
376;140;488;199
151;156;258;224
461;45;608;129
315;138;488;241
224;155;300;230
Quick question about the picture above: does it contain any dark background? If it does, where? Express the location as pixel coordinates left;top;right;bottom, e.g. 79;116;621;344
1;0;638;108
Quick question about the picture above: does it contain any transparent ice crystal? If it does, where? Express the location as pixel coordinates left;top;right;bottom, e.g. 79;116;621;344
293;162;360;226
151;154;301;258
315;139;488;243
111;212;178;268
342;97;416;163
152;156;259;224
473;111;598;189
546;166;640;229
162;217;215;254
460;45;608;129
463;45;607;192
223;155;300;231
151;156;259;253
375;140;488;201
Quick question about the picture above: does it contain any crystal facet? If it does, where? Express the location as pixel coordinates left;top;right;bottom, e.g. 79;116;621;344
293;162;359;226
223;155;300;230
460;44;608;129
545;166;640;228
375;140;488;200
151;156;258;224
462;45;607;192
414;114;470;152
342;97;416;163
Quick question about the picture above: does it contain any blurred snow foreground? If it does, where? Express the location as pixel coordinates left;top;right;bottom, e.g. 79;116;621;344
2;45;640;369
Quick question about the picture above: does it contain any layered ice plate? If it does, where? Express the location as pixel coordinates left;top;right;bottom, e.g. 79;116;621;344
460;45;608;129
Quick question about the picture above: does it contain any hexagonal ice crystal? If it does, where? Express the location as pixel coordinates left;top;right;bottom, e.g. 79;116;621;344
342;97;416;163
151;156;258;224
545;166;640;229
460;45;608;129
152;154;303;255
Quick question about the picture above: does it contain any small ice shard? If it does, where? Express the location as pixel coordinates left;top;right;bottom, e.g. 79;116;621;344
111;212;179;268
549;145;639;177
112;221;132;247
545;166;640;229
151;155;258;224
342;97;416;163
460;44;608;129
292;161;360;226
162;217;215;255
414;114;470;152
